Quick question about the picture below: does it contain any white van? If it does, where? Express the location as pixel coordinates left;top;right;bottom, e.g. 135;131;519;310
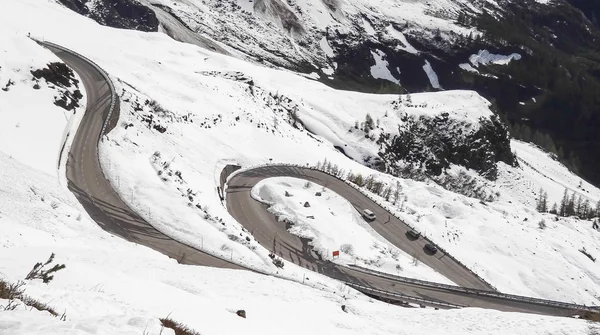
362;209;376;221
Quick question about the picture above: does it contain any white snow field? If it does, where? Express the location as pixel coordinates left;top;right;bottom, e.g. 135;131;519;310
0;0;599;333
251;177;454;285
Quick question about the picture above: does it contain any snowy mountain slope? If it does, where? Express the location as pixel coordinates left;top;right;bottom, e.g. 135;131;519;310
5;152;563;335
2;3;598;333
5;0;599;306
3;0;600;330
53;0;600;191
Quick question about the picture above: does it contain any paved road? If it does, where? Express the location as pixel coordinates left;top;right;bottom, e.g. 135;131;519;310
225;165;591;316
42;43;243;270
226;165;491;289
42;42;595;318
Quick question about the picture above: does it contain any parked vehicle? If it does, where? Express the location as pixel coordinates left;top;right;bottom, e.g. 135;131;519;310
424;243;438;254
406;230;421;240
362;209;376;221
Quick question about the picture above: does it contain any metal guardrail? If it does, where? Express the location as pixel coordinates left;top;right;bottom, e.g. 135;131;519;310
35;40;117;141
348;265;599;312
225;163;600;313
346;282;465;309
225;162;497;290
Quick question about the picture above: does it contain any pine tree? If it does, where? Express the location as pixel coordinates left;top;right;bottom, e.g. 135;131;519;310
575;195;583;217
596;200;600;218
364;114;374;132
355;174;364;187
559;188;568;216
550;202;558;214
536;188;548;212
581;200;591;219
566;192;576;217
364;175;375;190
541;191;548;212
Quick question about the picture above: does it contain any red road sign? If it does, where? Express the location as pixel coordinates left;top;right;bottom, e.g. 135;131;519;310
333;250;340;257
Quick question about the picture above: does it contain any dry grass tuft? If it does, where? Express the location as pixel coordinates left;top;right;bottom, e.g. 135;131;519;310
160;318;202;335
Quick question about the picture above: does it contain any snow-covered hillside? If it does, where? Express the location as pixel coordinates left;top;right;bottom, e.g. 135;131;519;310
1;0;600;332
3;0;599;304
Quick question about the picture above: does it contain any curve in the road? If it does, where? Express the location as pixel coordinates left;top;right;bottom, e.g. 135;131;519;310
40;40;598;318
39;41;244;270
225;164;598;317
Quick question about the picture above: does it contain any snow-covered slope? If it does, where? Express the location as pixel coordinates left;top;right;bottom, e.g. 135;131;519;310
2;0;600;332
4;0;599;305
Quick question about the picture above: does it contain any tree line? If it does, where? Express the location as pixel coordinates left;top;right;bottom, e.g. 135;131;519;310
536;187;600;220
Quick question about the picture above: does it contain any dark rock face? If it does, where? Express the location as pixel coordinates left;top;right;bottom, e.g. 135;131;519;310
377;113;517;181
31;62;83;111
57;0;158;32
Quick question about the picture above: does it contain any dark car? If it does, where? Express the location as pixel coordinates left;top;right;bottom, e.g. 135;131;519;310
406;230;421;240
424;243;438;254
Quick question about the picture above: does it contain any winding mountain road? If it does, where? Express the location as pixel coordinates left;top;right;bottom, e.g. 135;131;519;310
42;41;598;318
42;42;243;270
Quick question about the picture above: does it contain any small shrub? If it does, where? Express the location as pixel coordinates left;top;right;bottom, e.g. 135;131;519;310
303;181;311;189
0;279;59;316
160;318;202;335
25;253;66;284
340;244;354;255
538;219;547;229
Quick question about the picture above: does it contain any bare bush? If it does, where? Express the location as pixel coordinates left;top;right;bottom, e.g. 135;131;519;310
340;244;354;255
160;318;202;335
25;253;66;284
0;278;59;316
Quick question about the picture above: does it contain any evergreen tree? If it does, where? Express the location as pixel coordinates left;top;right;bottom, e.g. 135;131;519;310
559;188;568;216
355;174;364;187
364;114;374;132
550;202;558;214
536;188;548;212
581;199;591;219
566;192;576;216
575;195;583;217
596;200;600;218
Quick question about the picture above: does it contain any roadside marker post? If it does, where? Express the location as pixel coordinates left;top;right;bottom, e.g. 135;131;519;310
333;250;340;258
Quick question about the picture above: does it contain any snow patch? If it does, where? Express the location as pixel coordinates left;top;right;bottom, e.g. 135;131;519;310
423;60;441;89
369;49;400;85
469;50;522;68
385;25;419;54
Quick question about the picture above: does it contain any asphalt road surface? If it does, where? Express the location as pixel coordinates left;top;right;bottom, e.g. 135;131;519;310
42;41;595;318
42;43;243;270
226;165;592;316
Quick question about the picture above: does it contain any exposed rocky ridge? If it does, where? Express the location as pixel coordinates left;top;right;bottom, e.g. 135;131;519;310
57;0;158;32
